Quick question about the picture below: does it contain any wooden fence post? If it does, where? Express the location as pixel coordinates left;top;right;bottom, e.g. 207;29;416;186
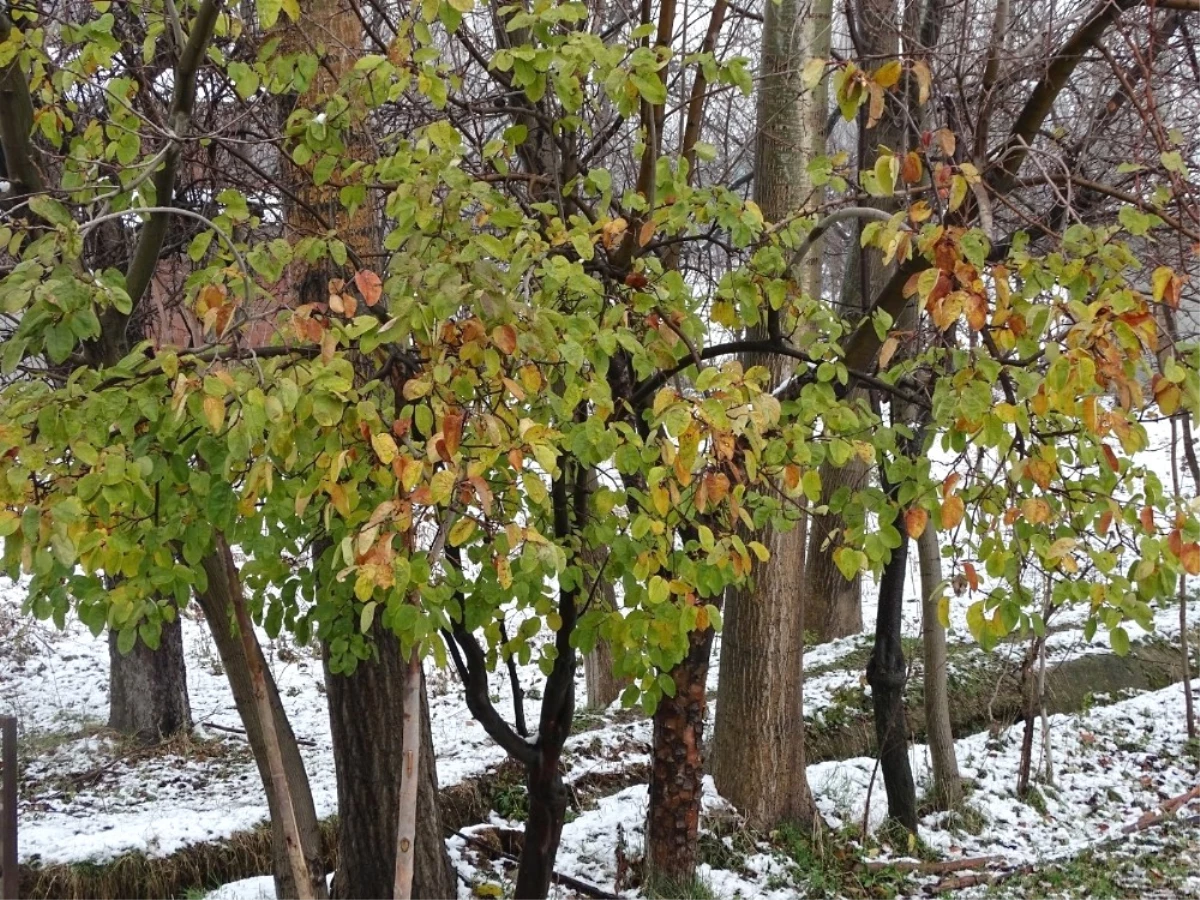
1;716;16;900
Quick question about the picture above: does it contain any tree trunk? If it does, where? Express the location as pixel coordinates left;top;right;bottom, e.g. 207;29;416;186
916;526;961;809
107;612;192;743
394;649;421;900
866;505;918;832
584;638;624;710
514;754;570;900
804;471;867;642
324;626;455;900
580;497;628;710
645;627;714;887
197;539;328;900
709;0;829;831
712;513;814;830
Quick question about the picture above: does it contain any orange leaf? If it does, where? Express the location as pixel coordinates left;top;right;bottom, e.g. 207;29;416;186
965;293;988;331
1098;510;1113;535
783;464;801;492
1081;396;1098;434
1182;542;1200;576
942;473;961;498
901;151;923;184
638;219;656;248
601;217;628;249
905;507;929;539
940;494;965;530
492;324;518;355
1140;506;1156;533
354;269;383;306
1021;498;1051;525
963;562;979;592
442;409;463;459
1101;443;1120;473
1168;528;1184;558
878;336;900;369
1026;459;1054;490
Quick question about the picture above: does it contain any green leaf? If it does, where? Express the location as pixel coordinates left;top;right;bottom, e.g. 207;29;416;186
631;73;666;105
647;575;669;605
117;625;138;656
257;0;283;29
1110;625;1130;657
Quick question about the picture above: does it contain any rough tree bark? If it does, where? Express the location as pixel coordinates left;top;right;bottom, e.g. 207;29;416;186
646;627;716;885
709;0;829;835
323;626;454;899
198;537;328;899
581;471;628;710
804;475;867;642
916;525;962;809
867;502;919;832
106;615;192;743
583;636;624;710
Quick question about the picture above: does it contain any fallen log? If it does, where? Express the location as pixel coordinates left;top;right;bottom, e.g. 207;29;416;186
865;854;1003;875
1121;784;1200;834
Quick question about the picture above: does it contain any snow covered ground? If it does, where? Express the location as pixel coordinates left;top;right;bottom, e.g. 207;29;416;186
210;690;1200;900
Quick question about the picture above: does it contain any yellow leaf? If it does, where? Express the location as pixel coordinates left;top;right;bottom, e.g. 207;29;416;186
949;174;968;212
519;363;543;393
600;217;628;249
202;395;225;432
934;128;956;157
1153;375;1182;416
429;469;456;506
371;432;398;465
912;60;931;105
872;60;903;89
448;516;476;546
1021;498;1051;524
937;594;950;629
873;154;899;196
651;484;670;517
1151;266;1178;305
1046;537;1077;559
802;57;826;90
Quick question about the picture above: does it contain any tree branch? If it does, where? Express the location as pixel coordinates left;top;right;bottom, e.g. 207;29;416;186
120;0;224;329
0;9;46;196
630;334;930;410
988;0;1142;196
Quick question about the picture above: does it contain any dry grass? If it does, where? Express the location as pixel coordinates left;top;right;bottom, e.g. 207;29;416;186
19;819;338;900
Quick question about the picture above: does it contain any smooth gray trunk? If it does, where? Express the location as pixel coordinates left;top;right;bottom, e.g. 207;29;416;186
916;525;962;809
